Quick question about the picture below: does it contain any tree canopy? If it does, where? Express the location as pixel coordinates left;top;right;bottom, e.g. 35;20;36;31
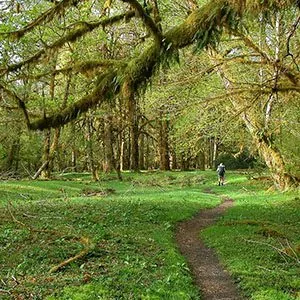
0;0;299;189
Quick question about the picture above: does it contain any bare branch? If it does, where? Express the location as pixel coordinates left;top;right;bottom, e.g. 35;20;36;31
285;15;300;71
230;29;300;86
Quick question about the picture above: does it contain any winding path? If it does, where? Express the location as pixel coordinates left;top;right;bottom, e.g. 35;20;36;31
176;198;244;300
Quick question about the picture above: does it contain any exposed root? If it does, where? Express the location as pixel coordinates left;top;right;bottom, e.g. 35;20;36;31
49;237;95;273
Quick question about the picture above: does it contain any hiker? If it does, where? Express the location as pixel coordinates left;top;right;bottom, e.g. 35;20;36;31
216;163;225;186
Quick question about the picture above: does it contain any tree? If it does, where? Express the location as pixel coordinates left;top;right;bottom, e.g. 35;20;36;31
0;0;299;187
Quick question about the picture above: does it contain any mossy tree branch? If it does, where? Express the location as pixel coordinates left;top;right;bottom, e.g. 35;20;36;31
0;0;83;40
26;0;299;130
121;0;163;44
0;10;136;75
28;70;119;130
0;83;31;127
33;59;127;79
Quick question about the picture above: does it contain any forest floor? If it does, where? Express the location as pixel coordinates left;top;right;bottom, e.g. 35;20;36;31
0;171;299;299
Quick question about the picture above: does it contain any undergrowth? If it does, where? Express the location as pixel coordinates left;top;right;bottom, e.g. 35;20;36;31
202;174;300;300
0;171;217;299
0;171;299;299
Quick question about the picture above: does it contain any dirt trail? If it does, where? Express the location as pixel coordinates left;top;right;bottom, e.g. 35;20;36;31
176;198;244;300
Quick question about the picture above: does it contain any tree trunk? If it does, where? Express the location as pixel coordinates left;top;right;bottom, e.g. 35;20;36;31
212;137;218;170
145;135;150;170
254;132;298;190
159;118;170;171
123;81;139;171
6;138;20;172
71;122;77;172
198;150;205;171
139;133;145;170
170;149;177;170
180;152;190;171
86;115;99;181
102;114;114;173
130;111;139;172
37;127;61;179
40;129;51;179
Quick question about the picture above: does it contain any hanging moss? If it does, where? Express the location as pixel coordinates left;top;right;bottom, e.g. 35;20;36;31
3;0;80;40
29;70;119;130
27;0;299;130
3;10;136;74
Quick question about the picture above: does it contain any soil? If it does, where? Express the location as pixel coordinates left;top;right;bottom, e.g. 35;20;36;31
175;198;244;300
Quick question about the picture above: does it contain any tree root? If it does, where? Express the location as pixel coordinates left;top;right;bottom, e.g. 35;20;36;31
49;237;95;273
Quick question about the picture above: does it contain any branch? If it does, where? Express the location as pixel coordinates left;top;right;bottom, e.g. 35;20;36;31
0;0;82;40
0;10;136;75
29;70;118;130
49;237;95;273
230;29;300;86
0;83;31;127
121;0;163;44
285;15;300;71
33;59;127;79
27;0;299;130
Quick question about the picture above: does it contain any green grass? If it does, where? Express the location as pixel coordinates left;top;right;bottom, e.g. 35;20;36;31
201;174;300;300
0;171;299;299
0;171;218;299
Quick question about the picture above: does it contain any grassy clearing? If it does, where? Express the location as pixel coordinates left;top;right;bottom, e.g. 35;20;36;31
0;171;299;299
202;173;300;300
0;171;218;299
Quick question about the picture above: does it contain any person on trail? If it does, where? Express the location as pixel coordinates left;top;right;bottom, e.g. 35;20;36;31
216;163;225;186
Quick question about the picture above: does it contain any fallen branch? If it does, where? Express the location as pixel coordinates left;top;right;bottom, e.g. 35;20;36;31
7;201;96;273
0;289;11;295
49;237;94;273
7;202;31;230
244;238;300;264
7;201;59;235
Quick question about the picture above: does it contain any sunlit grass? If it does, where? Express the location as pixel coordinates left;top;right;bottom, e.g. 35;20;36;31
0;171;218;299
202;176;300;300
0;170;299;299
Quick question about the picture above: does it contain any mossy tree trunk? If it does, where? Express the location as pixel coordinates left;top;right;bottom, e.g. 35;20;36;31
6;138;20;173
198;150;206;171
123;80;139;172
40;129;51;179
254;132;298;190
139;133;145;170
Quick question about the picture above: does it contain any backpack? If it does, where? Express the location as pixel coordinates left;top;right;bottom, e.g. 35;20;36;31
218;165;225;175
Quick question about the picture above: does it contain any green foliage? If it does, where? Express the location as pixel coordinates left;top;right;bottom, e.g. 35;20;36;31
216;151;256;169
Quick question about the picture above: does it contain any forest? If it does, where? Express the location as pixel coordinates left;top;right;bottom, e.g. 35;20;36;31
0;0;299;299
